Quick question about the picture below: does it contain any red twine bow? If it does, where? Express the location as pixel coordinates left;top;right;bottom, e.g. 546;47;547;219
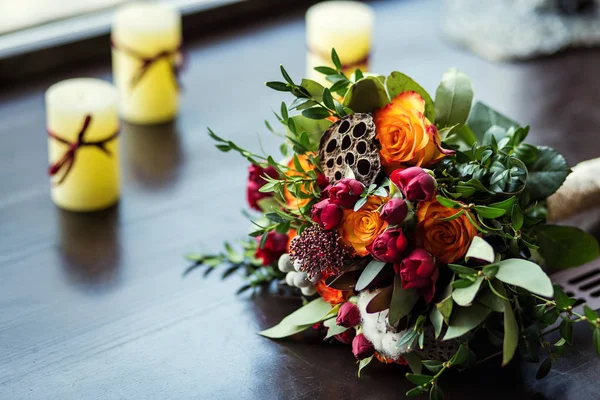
111;38;184;92
48;115;119;185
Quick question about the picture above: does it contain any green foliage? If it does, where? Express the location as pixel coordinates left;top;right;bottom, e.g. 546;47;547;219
342;76;390;113
535;225;600;269
526;146;570;200
355;259;387;291
434;68;473;128
389;275;419;326
444;303;491;340
466;102;519;142
259;298;334;338
385;71;435;121
494;259;553;297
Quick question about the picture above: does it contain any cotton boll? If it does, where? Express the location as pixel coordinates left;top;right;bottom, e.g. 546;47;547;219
293;272;311;288
278;254;294;272
301;285;317;296
380;330;412;359
285;271;296;286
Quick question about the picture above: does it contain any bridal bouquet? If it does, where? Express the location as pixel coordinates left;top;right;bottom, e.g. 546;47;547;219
188;50;600;398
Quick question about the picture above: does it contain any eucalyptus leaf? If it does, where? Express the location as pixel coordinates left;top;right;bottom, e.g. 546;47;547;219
477;285;505;312
430;307;444;339
536;225;600;269
527;146;570;201
403;352;423;375
323;317;350;339
443;303;491;340
358;355;373;377
258;323;313;338
355;260;387;291
389;275;419;326
342;76;390;113
503;301;519;365
279;297;334;326
386;71;435;121
452;276;484;306
434;68;473;128
494;259;553;297
465;236;495;264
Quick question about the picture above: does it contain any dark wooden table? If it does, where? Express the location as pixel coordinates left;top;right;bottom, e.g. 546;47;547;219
2;0;600;399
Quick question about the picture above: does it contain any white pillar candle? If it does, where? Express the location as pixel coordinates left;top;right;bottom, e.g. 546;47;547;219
306;1;375;85
112;2;182;124
46;78;120;212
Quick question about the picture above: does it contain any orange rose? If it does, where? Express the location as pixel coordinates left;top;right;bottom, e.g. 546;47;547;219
338;196;388;256
416;199;478;264
374;91;450;171
284;153;316;210
315;277;346;305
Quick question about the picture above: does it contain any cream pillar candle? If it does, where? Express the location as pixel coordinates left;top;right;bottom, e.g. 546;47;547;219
306;1;375;85
112;2;182;124
46;78;120;212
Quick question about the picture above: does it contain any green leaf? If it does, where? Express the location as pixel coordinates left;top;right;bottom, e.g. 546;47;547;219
434;68;473;128
280;102;288;121
353;197;368;211
536;225;599;269
474;205;506;219
527;146;570;201
502;302;519;366
584;305;599;323
266;81;290;92
386;71;435;121
279;297;333;326
436;283;454;324
323;317;349;339
287;115;332;152
403;352;423;375
477;284;505;312
494;259;554;297
451;344;470;365
452;276;483;306
444;303;491;340
322;88;335;110
302;107;331;120
258;323;313;338
430;307;444;339
452;279;475;289
553;285;576;309
406;373;433;386
559;319;573;344
389;275;419;326
355;260;387;291
314;66;338;75
465;236;495;264
331;48;342;70
536;357;552;379
406;387;426;397
594;328;600;356
511;204;524;231
422;360;444;373
466;101;519;143
342;76;390;113
448;264;478;275
488;196;516;212
430;384;444;400
436;195;461;208
358;355;373;377
300;78;325;102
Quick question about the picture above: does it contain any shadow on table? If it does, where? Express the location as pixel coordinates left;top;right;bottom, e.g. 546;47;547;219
122;120;183;189
57;205;121;292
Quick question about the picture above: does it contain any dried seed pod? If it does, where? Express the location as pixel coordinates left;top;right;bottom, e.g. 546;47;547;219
318;113;381;186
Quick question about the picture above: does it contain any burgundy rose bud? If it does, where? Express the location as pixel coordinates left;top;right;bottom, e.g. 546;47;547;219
254;231;288;266
394;249;438;303
246;164;279;210
316;173;330;190
352;333;375;360
367;229;408;264
336;302;361;328
390;167;435;202
329;178;365;208
334;328;356;344
311;199;343;230
380;198;409;225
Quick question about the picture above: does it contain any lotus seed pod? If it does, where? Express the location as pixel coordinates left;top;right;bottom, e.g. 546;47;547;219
278;253;294;272
301;285;317;296
318;113;381;186
293;272;311;288
293;259;303;272
308;272;322;283
285;271;296;286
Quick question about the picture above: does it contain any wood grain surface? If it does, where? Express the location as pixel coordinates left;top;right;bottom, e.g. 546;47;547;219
1;0;600;399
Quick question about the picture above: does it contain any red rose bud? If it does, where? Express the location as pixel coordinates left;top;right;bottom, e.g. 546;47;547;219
311;199;343;230
394;249;438;303
336;302;361;328
316;173;330;190
329;178;365;208
352;333;375;360
246;164;279;210
254;231;288;266
367;229;408;263
390;167;435;202
380;198;409;225
334;328;356;344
